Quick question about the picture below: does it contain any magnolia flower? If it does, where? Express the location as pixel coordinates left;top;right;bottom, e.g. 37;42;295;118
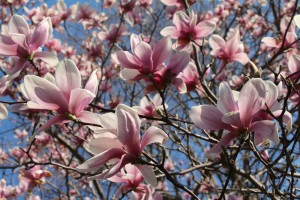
161;11;216;50
19;167;52;192
133;93;164;118
76;104;168;186
262;17;297;58
0;15;58;78
189;78;282;159
113;34;172;81
209;28;249;66
288;54;300;79
21;59;99;141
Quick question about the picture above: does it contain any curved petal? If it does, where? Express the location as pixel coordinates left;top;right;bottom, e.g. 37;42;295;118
88;136;123;155
217;82;237;113
209;34;226;49
272;110;292;132
226;29;240;55
264;81;278;108
68;88;95;115
24;75;68;112
261;37;279;48
55;59;81;101
130;33;141;51
288;54;300;74
152;37;172;68
221;111;243;129
8;15;29;35
167;51;190;75
116;51;142;70
140;126;168;150
230;52;249;65
160;26;179;38
0;34;18;56
205;132;237;159
194;20;216;38
189;105;230;130
134;41;153;72
173;11;189;32
120;68;141;81
238;78;267;127
76;148;126;173
77;111;102;125
84;69;99;95
34;51;59;66
30;17;52;51
135;164;157;187
250;120;279;145
116;104;141;155
10;33;28;50
87;154;135;180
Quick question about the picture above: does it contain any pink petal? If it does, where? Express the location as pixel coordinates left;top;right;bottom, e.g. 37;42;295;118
88;135;123;155
294;15;300;28
84;70;99;95
8;15;29;35
288;54;300;74
10;33;28;50
152;37;172;68
30;17;52;51
24;75;68;112
194;20;216;38
173;11;189;32
217;82;238;113
29;114;69;144
130;33;141;51
221;111;243;129
226;29;240;56
77;110;101;125
55;59;81;101
261;37;279;48
205;132;237;159
160;26;179;38
272;110;292;132
134;41;153;72
116;51;142;69
6;58;27;76
167;51;190;75
68;88;95;115
249;120;279;145
264;81;278;108
189;105;230;130
135;164;157;187
76;148;126;173
238;78;267;127
173;77;187;94
88;154;135;180
34;51;59;66
120;68;141;81
230;52;249;65
0;34;18;56
209;35;226;49
116;104;141;155
140;126;168;150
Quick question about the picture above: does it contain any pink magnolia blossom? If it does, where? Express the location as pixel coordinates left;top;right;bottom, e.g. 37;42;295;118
160;0;196;10
262;17;297;58
189;78;280;159
114;33;172;81
76;104;168;186
209;28;249;67
0;15;58;78
108;164;146;198
98;24;128;45
21;59;99;142
161;11;216;50
133;93;164;118
18;167;52;192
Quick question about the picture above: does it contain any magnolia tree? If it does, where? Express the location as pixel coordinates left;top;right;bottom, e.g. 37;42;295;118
0;0;300;199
